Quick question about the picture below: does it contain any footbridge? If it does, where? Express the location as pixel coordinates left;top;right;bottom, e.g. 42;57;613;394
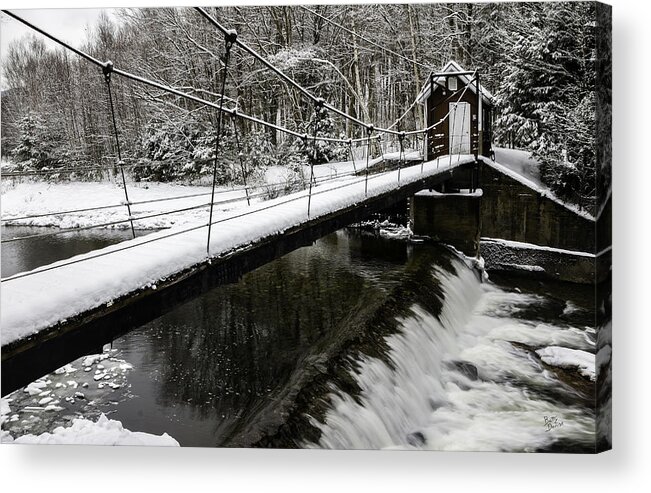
1;156;478;395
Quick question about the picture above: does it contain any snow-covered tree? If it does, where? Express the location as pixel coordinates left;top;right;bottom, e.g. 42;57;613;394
11;112;67;170
300;106;347;165
493;2;597;205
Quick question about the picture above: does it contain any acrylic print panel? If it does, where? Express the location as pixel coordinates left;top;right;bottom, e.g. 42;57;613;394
0;1;611;453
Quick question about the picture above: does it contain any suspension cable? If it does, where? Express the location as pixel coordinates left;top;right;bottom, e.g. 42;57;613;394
348;139;357;173
206;30;235;255
2;72;473;230
377;134;386;163
1;166;365;225
1;202;212;244
386;97;420;132
1;176;356;280
198;6;465;140
2;153;464;283
230;111;250;206
2;223;209;282
103;61;136;239
1;10;104;66
0;10;485;272
1;162;141;177
1;169;370;241
3;9;474;148
1;203;126;223
307;98;324;217
404;72;477;137
398;131;405;182
307;6;436;137
364;125;373;196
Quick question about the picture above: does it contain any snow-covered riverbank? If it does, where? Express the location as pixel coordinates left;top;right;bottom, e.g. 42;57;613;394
1;181;241;230
0;157;399;230
0;344;179;446
2;413;179;446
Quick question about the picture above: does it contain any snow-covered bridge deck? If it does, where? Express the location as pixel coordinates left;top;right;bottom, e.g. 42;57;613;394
1;155;477;395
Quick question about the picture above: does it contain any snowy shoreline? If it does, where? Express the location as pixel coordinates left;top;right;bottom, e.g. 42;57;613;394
0;157;396;231
2;413;179;446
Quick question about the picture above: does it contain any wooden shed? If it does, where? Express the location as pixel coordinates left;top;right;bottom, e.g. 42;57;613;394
416;60;493;161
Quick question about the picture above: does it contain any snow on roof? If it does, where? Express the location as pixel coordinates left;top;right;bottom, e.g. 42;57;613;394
416;60;494;105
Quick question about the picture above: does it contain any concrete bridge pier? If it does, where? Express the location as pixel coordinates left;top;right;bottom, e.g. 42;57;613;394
410;188;482;257
410;159;482;257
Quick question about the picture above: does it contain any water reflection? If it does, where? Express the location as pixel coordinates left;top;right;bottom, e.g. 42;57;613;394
108;230;416;446
1;225;135;278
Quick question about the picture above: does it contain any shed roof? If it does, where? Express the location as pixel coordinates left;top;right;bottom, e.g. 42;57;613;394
416;60;494;105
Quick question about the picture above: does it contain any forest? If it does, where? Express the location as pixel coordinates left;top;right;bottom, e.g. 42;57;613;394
1;2;610;209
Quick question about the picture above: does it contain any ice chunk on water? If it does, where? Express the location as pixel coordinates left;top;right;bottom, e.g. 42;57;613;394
9;413;180;446
536;346;596;381
24;380;48;396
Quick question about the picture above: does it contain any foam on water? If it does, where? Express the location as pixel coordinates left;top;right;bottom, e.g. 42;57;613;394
307;259;595;451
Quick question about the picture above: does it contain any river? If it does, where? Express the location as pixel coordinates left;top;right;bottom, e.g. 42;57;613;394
1;225;597;451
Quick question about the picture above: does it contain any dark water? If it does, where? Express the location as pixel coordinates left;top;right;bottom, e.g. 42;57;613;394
1;225;135;278
1;225;598;450
105;231;416;447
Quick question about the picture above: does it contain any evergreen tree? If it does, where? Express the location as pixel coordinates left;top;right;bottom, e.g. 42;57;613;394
494;2;597;205
11;112;66;170
301;106;347;165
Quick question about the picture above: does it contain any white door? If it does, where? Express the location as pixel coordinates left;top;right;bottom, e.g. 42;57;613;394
449;102;471;154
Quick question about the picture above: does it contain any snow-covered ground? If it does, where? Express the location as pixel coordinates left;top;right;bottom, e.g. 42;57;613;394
1;155;418;231
1;181;244;230
1;155;472;348
2;413;179;446
493;147;542;187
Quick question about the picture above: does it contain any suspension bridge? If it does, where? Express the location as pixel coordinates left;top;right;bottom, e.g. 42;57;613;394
1;8;490;395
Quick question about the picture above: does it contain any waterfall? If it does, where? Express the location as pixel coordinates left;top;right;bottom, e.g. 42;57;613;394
307;258;595;452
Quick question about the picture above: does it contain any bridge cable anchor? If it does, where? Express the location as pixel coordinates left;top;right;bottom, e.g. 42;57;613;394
102;60;114;84
224;29;238;49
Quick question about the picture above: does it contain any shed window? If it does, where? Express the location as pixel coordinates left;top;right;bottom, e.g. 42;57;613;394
448;77;458;91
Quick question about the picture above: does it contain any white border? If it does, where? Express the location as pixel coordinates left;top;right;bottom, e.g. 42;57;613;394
1;1;648;492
